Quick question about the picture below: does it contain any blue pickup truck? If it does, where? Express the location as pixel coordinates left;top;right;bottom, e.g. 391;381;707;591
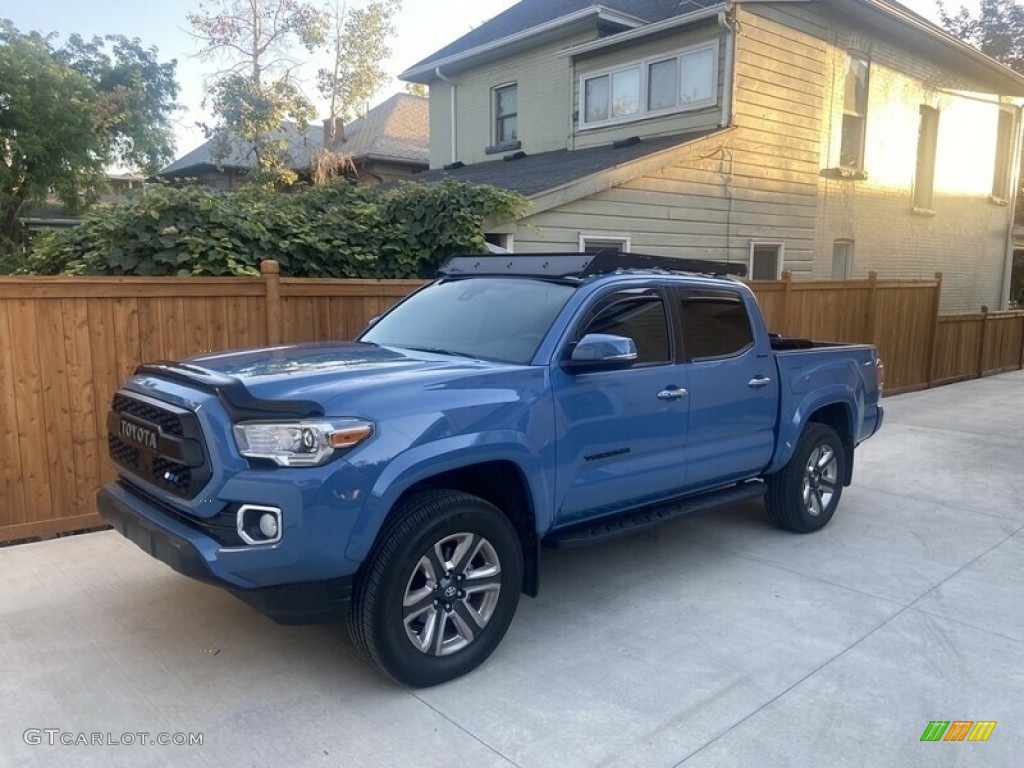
99;252;884;686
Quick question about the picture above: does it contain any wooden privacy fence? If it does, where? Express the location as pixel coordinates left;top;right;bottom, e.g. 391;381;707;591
1;263;1022;543
0;263;419;543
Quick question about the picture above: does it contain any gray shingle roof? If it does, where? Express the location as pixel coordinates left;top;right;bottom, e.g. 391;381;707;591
406;0;718;73
407;130;714;197
158;94;429;177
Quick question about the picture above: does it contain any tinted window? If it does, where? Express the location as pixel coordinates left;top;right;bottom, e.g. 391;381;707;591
582;290;670;365
361;278;574;364
678;294;754;360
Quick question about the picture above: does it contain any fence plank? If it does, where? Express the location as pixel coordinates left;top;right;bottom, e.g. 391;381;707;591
0;299;27;527
62;298;101;517
6;299;51;525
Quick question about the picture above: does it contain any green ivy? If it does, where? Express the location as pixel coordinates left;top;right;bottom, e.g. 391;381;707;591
24;179;526;278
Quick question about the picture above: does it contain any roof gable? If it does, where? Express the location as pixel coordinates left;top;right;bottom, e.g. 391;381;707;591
158;94;429;177
402;0;718;78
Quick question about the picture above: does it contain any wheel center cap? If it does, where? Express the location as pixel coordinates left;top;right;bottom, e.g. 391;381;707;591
438;576;458;603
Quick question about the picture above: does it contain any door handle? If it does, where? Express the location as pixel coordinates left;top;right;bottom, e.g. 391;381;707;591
748;376;772;388
657;387;688;401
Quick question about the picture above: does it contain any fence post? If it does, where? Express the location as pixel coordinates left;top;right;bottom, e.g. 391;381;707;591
1018;312;1024;370
866;271;880;345
977;305;990;379
925;272;943;387
781;270;793;336
262;259;282;345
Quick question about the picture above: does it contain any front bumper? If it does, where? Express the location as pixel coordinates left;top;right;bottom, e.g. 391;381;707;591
98;485;352;625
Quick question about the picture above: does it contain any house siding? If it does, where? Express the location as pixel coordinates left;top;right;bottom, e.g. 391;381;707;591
436;3;1019;309
427;34;593;169
744;3;1014;311
513;6;824;274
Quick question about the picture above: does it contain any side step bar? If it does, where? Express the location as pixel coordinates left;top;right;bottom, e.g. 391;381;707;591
545;482;766;549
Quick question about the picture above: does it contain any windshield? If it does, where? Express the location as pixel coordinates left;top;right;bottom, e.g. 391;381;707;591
360;278;576;364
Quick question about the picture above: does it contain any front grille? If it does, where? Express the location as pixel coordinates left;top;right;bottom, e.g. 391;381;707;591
108;391;211;500
113;393;183;437
108;433;139;468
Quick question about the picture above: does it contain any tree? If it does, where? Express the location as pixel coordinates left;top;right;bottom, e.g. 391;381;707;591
938;0;1024;74
0;21;178;251
318;0;400;138
405;82;428;98
189;0;329;185
57;33;179;173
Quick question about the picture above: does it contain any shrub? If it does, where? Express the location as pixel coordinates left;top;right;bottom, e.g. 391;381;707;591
25;179;526;278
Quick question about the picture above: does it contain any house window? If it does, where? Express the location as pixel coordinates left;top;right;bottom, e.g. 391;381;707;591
584;66;640;123
993;109;1014;200
493;84;518;145
580;234;631;253
914;106;939;210
580;41;719;128
749;242;783;280
485;233;515;252
840;53;869;169
832;240;854;279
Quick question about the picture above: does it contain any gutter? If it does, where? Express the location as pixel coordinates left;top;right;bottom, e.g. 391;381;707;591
718;8;736;128
857;0;1024;94
1000;104;1023;309
434;67;457;165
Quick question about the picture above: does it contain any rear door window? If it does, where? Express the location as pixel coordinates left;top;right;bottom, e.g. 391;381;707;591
676;291;754;361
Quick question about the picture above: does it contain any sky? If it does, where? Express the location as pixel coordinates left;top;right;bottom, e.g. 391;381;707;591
4;0;977;166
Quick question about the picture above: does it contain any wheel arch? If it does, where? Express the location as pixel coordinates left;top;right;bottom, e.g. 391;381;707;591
358;458;541;598
770;388;859;483
806;403;854;486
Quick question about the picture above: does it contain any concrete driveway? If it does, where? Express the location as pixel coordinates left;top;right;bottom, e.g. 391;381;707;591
2;371;1022;768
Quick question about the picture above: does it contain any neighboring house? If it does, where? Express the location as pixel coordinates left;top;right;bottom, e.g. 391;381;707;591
156;93;429;188
401;0;1024;310
19;173;147;237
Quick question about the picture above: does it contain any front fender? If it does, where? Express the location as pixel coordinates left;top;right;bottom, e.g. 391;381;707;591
343;431;551;564
767;385;861;475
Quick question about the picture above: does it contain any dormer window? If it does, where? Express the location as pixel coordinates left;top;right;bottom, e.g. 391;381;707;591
579;40;719;129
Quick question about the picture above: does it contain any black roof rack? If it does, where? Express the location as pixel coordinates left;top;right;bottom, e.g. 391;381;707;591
438;251;747;279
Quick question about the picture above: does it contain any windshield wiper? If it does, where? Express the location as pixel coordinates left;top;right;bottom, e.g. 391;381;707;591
397;346;480;360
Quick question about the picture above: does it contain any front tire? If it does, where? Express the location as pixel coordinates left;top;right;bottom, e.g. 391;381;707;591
766;423;846;533
349;490;523;687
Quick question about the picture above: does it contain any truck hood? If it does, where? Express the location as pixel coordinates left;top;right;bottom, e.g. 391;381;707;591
179;341;516;406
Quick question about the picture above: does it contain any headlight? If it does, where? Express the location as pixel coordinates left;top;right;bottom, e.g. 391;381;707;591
233;419;374;466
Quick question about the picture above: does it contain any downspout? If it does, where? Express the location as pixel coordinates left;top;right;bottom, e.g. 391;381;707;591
718;7;736;128
1000;103;1023;310
435;67;457;164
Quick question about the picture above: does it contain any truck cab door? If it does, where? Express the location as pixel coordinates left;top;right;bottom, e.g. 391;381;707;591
551;287;690;526
672;288;778;491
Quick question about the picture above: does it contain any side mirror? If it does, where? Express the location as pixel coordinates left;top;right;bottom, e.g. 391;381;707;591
564;333;638;372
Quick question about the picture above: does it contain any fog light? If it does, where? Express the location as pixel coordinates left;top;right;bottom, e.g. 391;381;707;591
236;504;282;546
259;513;278;539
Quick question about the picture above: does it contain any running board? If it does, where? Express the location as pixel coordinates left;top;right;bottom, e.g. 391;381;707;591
545;482;766;549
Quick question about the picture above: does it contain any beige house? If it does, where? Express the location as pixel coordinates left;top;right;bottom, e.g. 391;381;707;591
157;93;429;188
401;0;1024;310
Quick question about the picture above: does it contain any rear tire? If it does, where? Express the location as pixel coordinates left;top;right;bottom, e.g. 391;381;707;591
766;423;846;533
348;490;523;687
